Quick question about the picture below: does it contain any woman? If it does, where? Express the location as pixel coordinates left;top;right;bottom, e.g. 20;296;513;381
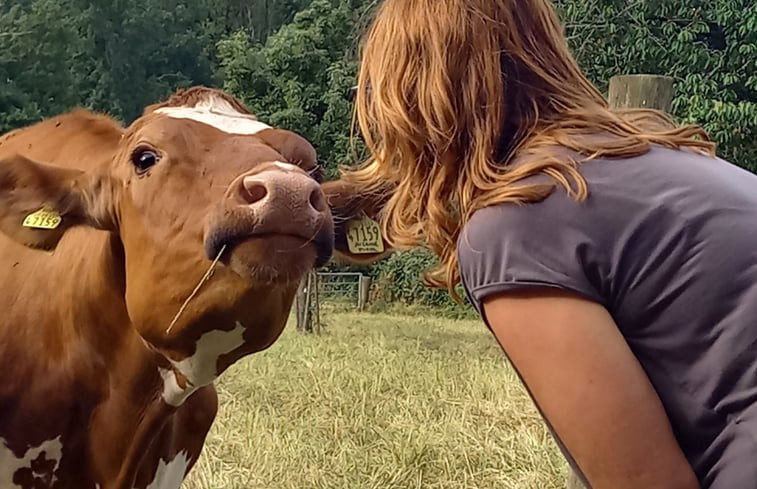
339;0;757;488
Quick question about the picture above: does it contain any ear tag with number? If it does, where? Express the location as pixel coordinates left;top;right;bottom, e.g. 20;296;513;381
23;207;62;230
346;215;384;254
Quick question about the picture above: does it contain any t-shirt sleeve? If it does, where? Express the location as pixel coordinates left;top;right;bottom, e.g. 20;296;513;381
457;197;607;316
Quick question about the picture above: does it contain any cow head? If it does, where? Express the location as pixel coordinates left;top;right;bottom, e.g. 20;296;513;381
0;87;333;404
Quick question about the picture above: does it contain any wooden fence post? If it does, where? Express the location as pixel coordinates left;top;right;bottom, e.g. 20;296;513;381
312;272;321;333
564;74;676;489
296;271;319;333
295;274;308;332
358;275;371;311
608;74;674;113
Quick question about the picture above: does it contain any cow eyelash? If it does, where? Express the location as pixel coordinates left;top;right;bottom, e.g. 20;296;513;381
307;164;324;183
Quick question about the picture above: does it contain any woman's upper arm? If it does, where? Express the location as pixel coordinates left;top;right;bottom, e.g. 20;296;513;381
483;290;699;489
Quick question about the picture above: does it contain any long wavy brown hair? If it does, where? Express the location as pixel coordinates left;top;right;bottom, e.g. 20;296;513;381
340;0;715;299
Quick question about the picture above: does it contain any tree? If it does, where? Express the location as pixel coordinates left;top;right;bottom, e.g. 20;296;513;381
2;0;753;173
0;1;85;132
200;0;312;45
218;0;373;177
557;0;757;169
72;0;216;123
1;0;226;129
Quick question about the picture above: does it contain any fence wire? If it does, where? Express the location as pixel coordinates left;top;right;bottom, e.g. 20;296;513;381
316;272;362;307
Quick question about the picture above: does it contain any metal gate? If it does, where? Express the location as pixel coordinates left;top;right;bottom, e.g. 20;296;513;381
295;271;372;332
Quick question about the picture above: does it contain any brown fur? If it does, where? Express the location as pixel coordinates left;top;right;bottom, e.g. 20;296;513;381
142;86;255;117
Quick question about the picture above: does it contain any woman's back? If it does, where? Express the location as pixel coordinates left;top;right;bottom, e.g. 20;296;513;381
458;146;757;487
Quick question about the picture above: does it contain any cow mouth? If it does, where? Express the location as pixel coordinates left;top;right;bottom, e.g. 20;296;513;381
205;227;334;283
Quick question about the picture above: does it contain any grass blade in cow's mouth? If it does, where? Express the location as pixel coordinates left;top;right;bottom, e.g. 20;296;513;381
204;228;334;284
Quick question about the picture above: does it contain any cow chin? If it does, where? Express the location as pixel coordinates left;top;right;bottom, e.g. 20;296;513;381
224;234;319;285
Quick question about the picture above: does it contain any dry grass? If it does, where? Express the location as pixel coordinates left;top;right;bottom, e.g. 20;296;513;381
184;311;569;489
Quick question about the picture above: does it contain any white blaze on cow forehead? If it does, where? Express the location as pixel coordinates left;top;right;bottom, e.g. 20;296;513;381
138;451;191;489
160;321;247;407
0;436;63;488
155;96;272;136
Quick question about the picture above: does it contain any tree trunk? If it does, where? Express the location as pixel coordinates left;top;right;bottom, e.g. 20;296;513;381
358;276;371;311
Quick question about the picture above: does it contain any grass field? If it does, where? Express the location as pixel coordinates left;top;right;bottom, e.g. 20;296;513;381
184;311;569;489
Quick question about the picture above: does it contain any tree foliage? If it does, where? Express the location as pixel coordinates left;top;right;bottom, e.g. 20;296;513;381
557;0;757;168
0;1;84;131
217;0;370;178
2;0;753;168
366;248;474;317
0;0;312;127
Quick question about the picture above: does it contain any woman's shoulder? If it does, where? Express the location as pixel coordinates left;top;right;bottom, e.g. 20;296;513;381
456;185;609;313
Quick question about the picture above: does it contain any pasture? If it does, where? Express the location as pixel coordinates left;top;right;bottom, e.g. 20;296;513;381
184;310;569;489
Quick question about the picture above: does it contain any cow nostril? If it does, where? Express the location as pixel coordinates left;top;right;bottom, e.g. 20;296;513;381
242;178;268;205
309;189;327;213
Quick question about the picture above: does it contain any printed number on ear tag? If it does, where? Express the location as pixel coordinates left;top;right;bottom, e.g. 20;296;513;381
346;216;384;254
23;207;62;230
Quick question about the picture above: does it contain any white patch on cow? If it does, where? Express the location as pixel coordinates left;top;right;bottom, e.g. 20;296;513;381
155;96;272;135
171;321;247;387
273;161;299;172
160;321;247;407
136;451;191;489
159;367;190;408
0;436;63;487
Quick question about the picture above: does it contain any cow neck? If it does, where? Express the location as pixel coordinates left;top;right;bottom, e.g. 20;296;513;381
66;232;130;347
49;231;183;486
60;232;176;402
8;230;134;363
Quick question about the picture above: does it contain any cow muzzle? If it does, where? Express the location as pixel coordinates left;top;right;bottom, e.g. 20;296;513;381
204;162;334;282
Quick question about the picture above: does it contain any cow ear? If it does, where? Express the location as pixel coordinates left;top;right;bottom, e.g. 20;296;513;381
321;179;393;265
0;155;120;250
255;129;322;181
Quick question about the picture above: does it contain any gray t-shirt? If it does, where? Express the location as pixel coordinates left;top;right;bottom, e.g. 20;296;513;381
457;145;757;488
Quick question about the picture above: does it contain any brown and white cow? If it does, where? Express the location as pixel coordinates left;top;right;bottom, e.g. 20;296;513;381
0;86;333;489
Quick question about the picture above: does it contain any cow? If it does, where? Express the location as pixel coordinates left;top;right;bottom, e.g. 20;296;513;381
0;86;334;489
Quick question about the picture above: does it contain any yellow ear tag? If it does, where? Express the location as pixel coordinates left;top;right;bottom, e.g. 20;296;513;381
346;215;384;254
23;207;62;230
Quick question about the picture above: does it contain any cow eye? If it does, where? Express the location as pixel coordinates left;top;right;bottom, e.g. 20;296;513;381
131;148;160;175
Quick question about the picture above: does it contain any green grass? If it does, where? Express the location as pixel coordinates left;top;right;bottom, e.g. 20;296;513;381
184;312;569;489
